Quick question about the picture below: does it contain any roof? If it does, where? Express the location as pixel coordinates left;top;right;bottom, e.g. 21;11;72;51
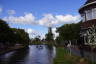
79;0;96;13
85;0;96;5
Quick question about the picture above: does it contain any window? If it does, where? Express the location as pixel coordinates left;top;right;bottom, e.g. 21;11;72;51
81;14;86;22
92;8;96;19
85;9;92;21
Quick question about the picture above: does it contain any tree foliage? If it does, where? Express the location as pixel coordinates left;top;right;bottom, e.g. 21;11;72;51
0;19;30;48
0;19;15;45
31;36;42;45
12;28;30;46
56;22;82;45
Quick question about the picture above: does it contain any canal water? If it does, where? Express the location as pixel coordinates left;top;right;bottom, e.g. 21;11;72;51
0;45;56;64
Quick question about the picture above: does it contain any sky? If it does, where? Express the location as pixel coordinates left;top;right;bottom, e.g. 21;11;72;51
0;0;86;39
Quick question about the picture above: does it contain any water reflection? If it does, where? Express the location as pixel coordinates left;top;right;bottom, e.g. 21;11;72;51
0;48;29;64
0;45;56;64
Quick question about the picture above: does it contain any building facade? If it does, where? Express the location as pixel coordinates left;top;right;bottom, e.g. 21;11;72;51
79;0;96;45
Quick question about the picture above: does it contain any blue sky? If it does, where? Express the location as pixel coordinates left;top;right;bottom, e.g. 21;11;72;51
0;0;86;39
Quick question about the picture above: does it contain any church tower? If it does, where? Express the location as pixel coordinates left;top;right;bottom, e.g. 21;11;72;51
48;27;52;34
45;27;54;43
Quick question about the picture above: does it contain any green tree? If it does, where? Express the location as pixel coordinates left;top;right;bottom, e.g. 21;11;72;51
31;35;41;45
56;22;81;45
0;19;15;46
0;19;30;49
12;28;30;46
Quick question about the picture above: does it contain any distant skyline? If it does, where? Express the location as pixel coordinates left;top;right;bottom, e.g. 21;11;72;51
0;0;86;39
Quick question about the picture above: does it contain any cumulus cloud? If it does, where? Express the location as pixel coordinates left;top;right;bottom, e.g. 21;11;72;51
0;8;3;14
38;14;81;27
3;12;81;27
52;28;59;39
26;28;38;35
38;14;57;27
25;28;46;39
56;14;81;24
8;10;16;15
25;28;39;38
3;13;36;24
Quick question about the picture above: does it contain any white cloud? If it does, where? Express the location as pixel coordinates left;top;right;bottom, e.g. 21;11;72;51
38;14;81;27
3;12;81;27
56;14;81;24
25;28;46;39
26;28;37;35
0;8;3;14
52;28;59;39
3;13;36;24
25;28;58;39
25;28;39;38
8;10;16;15
38;14;57;27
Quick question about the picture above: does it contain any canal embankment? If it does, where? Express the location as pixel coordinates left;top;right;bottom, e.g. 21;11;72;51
69;46;96;64
54;47;93;64
0;45;27;55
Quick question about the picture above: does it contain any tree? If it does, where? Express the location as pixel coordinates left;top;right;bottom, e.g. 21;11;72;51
0;19;15;47
0;19;30;49
12;28;30;46
31;35;42;45
56;22;81;45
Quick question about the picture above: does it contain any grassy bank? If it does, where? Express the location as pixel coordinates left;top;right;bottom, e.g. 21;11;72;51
54;47;93;64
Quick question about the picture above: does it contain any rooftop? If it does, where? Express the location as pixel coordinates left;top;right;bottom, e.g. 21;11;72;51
85;0;96;5
79;0;96;13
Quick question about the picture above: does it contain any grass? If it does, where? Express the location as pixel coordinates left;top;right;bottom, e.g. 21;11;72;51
54;47;94;64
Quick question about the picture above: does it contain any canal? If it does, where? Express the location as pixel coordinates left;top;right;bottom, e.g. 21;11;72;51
0;45;56;64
